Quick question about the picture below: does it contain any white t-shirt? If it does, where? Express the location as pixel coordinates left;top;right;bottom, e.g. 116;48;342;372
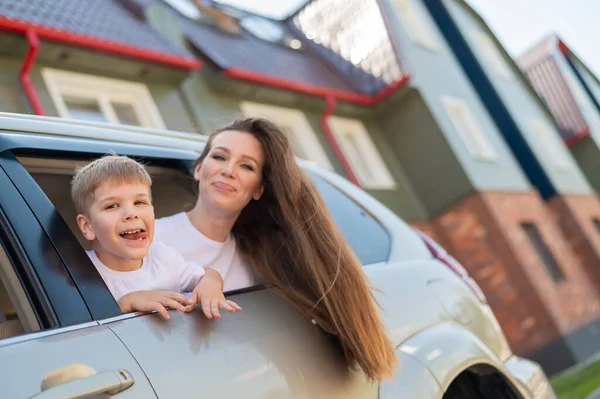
154;212;255;292
86;242;206;301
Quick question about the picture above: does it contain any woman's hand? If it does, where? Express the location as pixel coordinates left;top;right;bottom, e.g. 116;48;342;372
187;267;242;319
117;290;194;320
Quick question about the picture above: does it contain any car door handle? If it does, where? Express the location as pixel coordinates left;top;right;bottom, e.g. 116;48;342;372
30;366;134;399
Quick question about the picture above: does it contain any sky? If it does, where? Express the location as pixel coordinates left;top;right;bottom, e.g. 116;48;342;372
216;0;600;78
465;0;600;77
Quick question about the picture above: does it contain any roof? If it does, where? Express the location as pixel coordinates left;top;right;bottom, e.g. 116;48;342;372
179;17;359;94
155;0;408;104
0;0;199;69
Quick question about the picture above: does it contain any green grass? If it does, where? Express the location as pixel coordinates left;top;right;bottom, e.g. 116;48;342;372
550;358;600;399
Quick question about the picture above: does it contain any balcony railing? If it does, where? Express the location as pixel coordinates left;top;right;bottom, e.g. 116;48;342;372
521;55;589;145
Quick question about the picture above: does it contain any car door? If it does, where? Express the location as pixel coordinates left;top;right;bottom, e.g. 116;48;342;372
104;288;378;399
0;154;157;399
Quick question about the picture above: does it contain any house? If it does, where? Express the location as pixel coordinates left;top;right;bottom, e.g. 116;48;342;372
0;0;199;132
136;0;600;372
420;0;600;372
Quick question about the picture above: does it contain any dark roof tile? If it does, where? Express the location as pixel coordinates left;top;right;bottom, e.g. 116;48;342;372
0;0;192;58
180;16;359;94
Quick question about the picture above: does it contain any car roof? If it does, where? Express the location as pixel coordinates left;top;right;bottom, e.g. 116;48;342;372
0;112;322;171
0;112;206;161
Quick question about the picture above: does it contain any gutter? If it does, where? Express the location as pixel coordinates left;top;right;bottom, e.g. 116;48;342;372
223;67;410;106
0;15;200;70
20;30;44;116
320;96;361;186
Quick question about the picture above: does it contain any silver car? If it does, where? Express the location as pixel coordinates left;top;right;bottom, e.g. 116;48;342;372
0;112;555;398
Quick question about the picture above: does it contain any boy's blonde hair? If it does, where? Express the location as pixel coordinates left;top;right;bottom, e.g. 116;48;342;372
71;154;152;215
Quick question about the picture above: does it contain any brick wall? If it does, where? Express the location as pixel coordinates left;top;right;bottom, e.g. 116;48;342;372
548;194;600;296
430;190;600;355
407;220;445;246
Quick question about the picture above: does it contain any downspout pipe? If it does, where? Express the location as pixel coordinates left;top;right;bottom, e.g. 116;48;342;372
20;30;45;116
320;95;361;187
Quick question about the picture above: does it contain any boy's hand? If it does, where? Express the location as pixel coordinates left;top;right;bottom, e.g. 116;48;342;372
187;267;242;319
118;290;194;320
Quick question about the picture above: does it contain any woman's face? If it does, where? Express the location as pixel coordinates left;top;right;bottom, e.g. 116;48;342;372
195;130;265;216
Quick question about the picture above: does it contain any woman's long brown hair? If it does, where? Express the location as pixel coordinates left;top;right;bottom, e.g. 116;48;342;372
195;117;398;380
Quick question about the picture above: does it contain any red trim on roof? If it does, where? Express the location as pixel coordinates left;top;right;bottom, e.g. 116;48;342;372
557;39;568;55
370;75;411;103
223;67;410;105
224;67;373;104
0;15;200;70
564;126;590;147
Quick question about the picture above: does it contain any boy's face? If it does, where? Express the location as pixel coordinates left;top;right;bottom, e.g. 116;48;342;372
77;179;154;269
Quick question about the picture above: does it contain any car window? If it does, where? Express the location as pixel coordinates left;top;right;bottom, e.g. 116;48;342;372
310;174;391;265
22;154;391;271
25;161;196;251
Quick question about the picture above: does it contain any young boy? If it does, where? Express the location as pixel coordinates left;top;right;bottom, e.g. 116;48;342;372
71;154;241;320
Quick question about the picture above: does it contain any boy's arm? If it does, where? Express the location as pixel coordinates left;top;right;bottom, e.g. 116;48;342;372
188;267;242;319
155;243;241;318
118;290;194;320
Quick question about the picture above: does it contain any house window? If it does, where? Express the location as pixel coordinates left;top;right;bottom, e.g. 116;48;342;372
391;0;437;51
162;0;201;19
529;120;570;171
441;96;498;162
521;222;565;283
326;116;396;189
473;31;512;80
41;68;166;129
239;102;333;169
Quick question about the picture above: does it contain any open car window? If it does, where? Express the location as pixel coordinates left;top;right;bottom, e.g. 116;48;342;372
22;155;392;267
19;156;198;251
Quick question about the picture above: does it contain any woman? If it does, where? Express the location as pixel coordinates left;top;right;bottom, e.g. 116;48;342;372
154;117;397;380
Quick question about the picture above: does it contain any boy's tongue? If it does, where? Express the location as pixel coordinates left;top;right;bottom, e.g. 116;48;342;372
121;231;147;241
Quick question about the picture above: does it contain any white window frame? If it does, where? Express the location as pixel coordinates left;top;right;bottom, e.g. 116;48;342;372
239;102;333;169
391;0;437;51
529;120;570;171
441;96;498;162
326;116;396;190
472;31;512;80
41;68;166;129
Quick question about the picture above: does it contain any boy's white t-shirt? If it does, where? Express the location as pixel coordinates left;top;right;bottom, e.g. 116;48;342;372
154;212;255;292
86;242;206;301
